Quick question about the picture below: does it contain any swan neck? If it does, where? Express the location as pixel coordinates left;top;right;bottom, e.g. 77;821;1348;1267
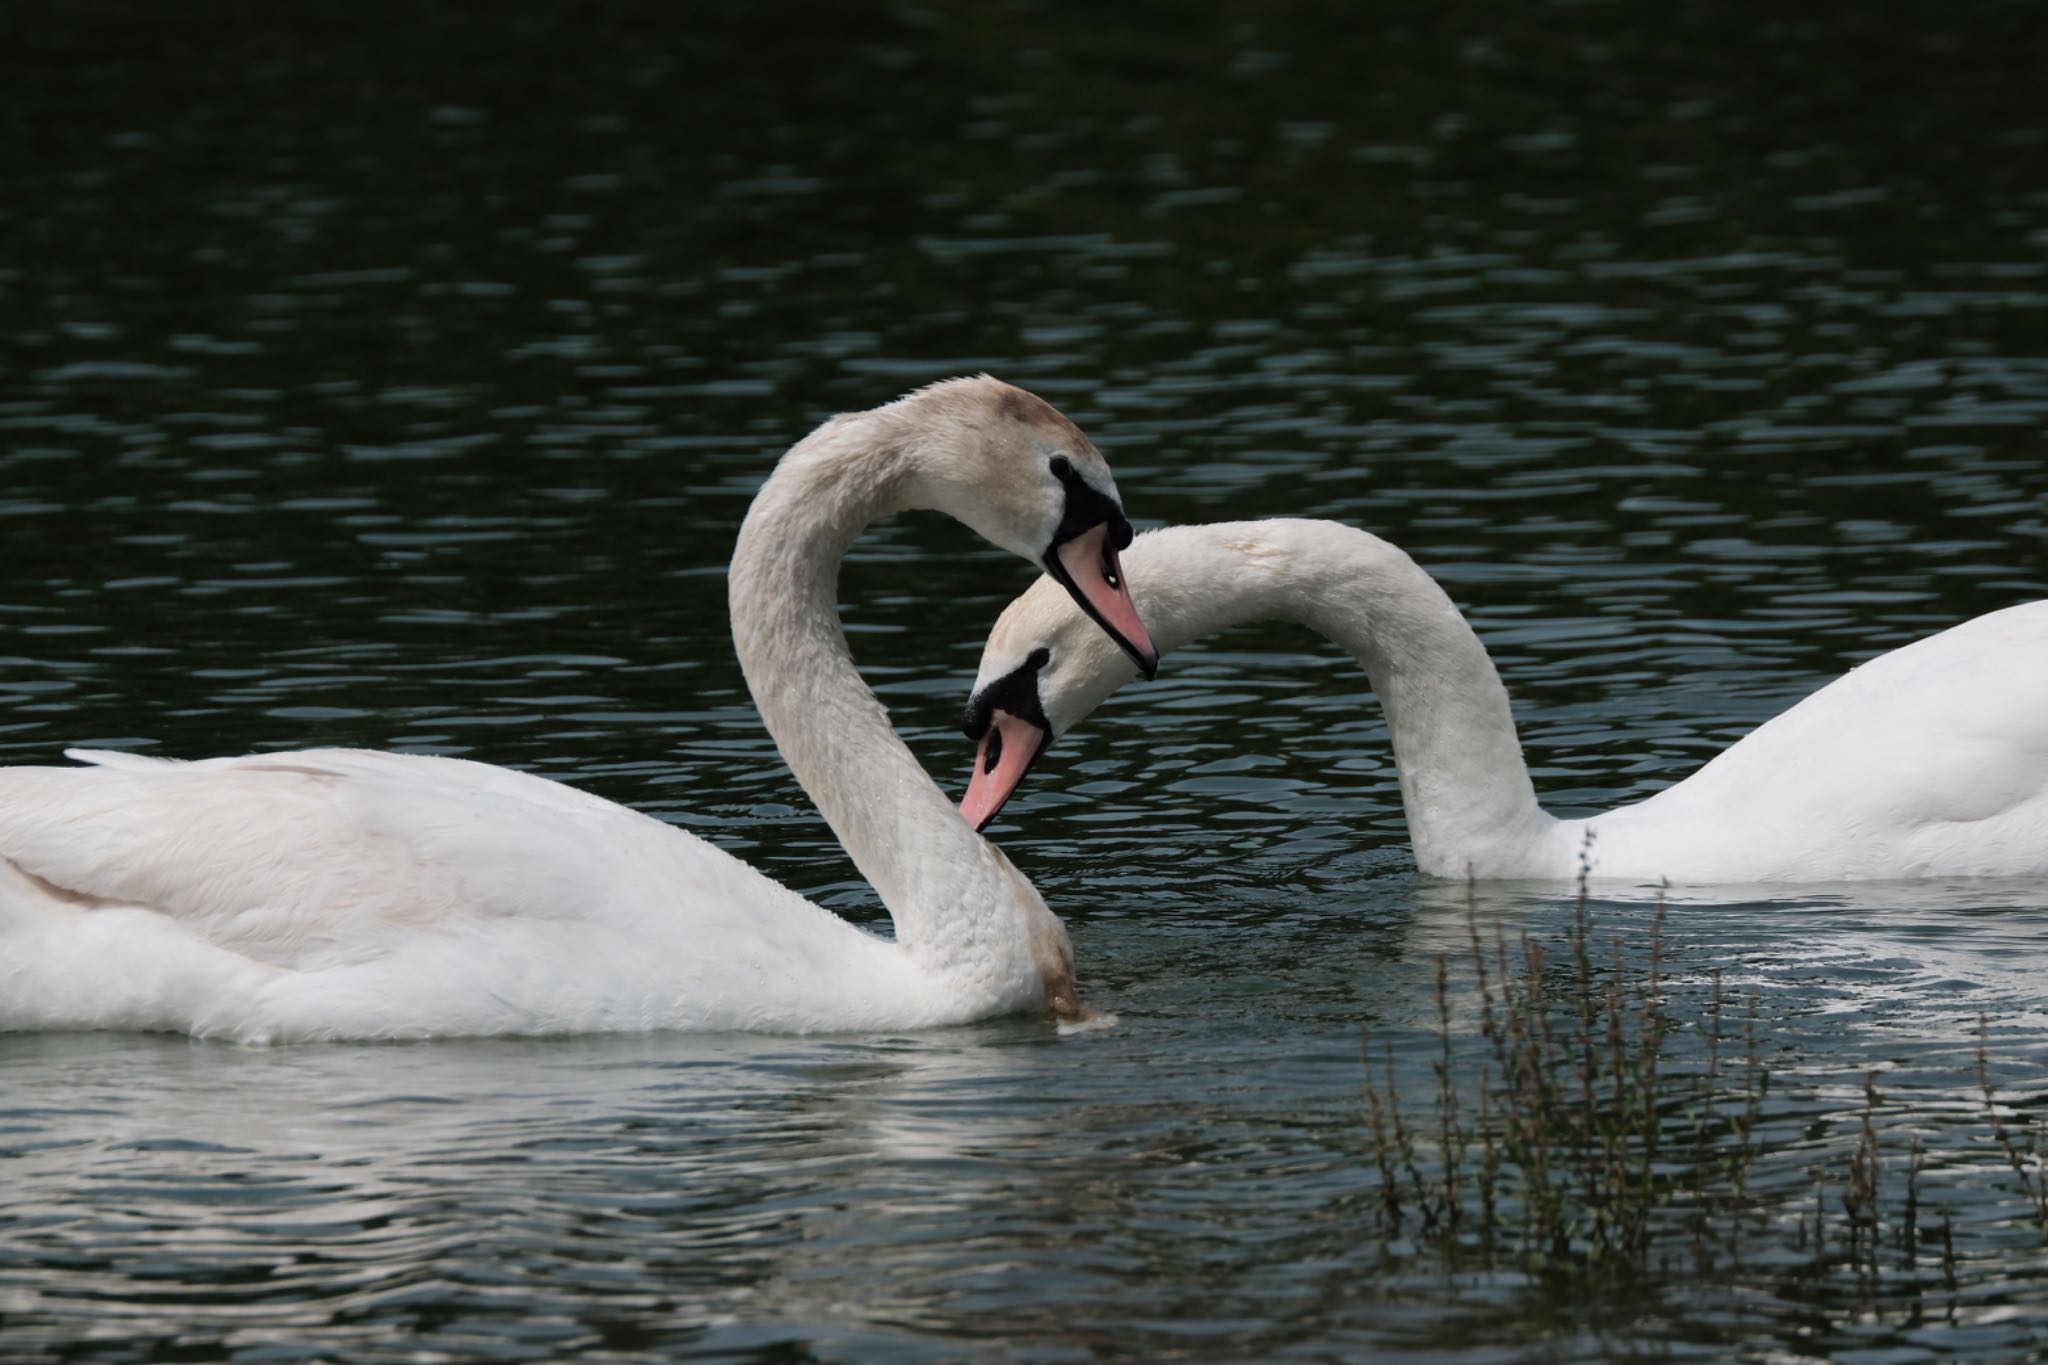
728;416;1054;981
1143;522;1556;877
1299;532;1552;876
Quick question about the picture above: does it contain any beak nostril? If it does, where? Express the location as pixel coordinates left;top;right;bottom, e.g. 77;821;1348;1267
982;728;1004;775
1048;522;1155;677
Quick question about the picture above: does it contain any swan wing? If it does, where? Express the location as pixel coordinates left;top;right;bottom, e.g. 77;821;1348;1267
0;748;768;966
0;747;926;1038
1608;602;2048;878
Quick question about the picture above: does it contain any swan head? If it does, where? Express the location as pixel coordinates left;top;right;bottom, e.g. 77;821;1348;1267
885;376;1158;678
958;568;1140;832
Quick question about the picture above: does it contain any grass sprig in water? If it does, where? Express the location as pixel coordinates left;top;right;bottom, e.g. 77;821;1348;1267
1362;881;1717;1273
1976;1012;2048;1235
1359;874;2048;1294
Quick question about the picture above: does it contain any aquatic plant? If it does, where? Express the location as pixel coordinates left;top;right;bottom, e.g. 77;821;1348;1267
1978;1012;2048;1232
1359;882;2048;1299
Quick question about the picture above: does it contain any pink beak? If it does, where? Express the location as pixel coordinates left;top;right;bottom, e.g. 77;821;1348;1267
960;710;1049;832
1053;523;1158;679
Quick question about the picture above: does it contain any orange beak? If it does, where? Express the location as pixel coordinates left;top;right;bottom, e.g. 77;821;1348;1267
1050;523;1158;679
960;709;1050;832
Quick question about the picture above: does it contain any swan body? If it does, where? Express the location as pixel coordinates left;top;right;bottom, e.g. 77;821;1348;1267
0;748;933;1038
0;377;1158;1041
963;519;2048;884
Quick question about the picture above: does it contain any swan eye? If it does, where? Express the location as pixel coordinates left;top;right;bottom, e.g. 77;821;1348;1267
982;727;1004;775
1048;455;1072;479
1026;648;1050;671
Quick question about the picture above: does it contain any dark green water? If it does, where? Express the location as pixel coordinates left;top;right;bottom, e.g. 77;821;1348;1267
3;2;2046;1360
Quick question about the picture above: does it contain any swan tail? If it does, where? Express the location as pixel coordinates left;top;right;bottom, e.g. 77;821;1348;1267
63;747;185;771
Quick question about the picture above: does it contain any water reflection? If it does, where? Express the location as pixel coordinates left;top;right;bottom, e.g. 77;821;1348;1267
8;874;2047;1359
1;1028;1121;1356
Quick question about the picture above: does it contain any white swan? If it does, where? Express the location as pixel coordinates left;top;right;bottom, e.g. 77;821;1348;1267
960;518;2048;883
0;377;1160;1041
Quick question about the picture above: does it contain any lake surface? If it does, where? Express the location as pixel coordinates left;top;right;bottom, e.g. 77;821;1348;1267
3;2;2046;1360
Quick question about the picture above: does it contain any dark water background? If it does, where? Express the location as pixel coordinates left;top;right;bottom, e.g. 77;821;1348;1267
3;2;2046;1360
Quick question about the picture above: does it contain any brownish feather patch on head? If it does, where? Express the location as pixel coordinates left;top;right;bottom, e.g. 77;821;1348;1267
894;375;1098;457
994;384;1095;453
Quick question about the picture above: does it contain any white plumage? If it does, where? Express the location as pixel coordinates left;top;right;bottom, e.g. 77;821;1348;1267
968;519;2048;884
0;377;1149;1040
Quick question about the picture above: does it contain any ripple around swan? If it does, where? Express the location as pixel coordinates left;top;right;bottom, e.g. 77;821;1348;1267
6;891;2048;1361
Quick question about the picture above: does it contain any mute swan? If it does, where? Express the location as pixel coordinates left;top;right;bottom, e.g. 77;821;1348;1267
960;518;2048;883
0;377;1160;1041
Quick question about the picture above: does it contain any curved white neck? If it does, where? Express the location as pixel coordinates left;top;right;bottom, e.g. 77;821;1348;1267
727;412;1052;976
1129;521;1561;877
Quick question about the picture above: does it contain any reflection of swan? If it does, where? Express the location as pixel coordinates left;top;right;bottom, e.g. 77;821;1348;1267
962;519;2048;883
0;378;1159;1041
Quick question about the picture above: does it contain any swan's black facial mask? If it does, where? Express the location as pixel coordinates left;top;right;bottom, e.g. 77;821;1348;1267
962;648;1050;743
1046;455;1132;553
959;648;1054;832
1040;457;1158;679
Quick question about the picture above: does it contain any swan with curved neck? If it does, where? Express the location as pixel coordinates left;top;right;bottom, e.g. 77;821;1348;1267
0;377;1158;1041
962;518;2048;882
